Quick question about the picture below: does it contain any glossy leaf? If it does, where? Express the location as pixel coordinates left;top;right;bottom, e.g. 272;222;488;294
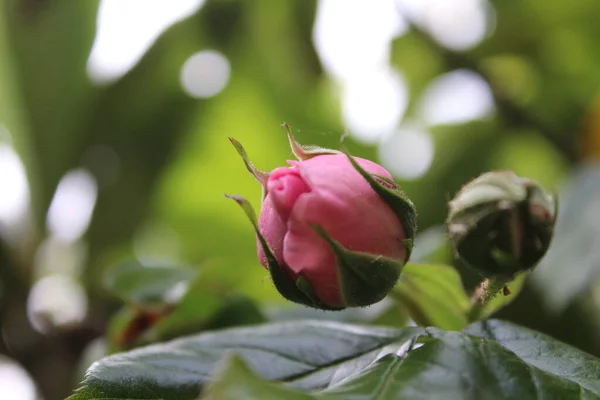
391;263;470;330
69;320;424;399
70;319;600;400
465;319;600;395
202;355;313;400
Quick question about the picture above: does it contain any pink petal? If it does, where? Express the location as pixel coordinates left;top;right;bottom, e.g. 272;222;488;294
267;167;311;221
282;154;406;307
257;195;287;269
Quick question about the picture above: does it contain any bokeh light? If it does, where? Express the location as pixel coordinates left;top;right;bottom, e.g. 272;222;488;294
33;237;87;279
313;0;409;144
180;50;231;98
27;275;88;333
0;144;29;227
341;67;408;144
0;357;37;400
88;0;205;83
379;123;435;179
46;169;98;243
313;0;406;81
396;0;494;50
419;69;495;125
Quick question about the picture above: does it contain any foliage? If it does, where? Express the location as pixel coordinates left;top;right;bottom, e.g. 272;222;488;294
69;319;600;399
1;1;600;400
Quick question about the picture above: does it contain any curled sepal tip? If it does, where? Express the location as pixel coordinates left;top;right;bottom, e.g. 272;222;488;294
343;151;418;262
225;194;338;311
312;225;404;307
282;122;341;161
228;138;269;189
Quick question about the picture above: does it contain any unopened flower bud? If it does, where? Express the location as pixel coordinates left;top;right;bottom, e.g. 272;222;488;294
447;171;557;278
227;125;417;310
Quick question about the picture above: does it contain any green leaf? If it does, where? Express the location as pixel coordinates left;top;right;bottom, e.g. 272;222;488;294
410;226;453;264
69;320;424;399
317;324;600;400
465;319;600;396
70;319;600;400
390;263;470;330
202;355;313;400
104;260;197;308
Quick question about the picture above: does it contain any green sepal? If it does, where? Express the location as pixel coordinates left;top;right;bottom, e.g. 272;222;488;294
283;123;341;160
229;138;270;199
225;194;339;311
312;225;404;307
344;152;418;262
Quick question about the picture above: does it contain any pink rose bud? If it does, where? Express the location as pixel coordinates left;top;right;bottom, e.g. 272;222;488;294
227;125;417;310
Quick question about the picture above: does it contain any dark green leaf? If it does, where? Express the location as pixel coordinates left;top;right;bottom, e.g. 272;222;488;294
202;355;313;400
465;319;600;395
69;320;424;399
70;319;600;400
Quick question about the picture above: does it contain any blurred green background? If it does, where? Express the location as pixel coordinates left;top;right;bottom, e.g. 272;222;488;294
1;0;600;399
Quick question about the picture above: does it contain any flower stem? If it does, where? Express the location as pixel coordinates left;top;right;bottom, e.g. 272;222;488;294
467;276;510;322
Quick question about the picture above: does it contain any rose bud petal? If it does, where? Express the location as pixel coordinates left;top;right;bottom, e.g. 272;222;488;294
227;127;417;310
447;170;557;279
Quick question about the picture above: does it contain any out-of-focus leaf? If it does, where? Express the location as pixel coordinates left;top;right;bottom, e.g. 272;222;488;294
104;260;197;307
202;297;265;330
104;258;265;351
2;0;99;218
70;319;600;400
105;305;139;352
531;164;600;311
143;295;265;345
410;226;453;264
391;263;469;330
0;6;29;161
